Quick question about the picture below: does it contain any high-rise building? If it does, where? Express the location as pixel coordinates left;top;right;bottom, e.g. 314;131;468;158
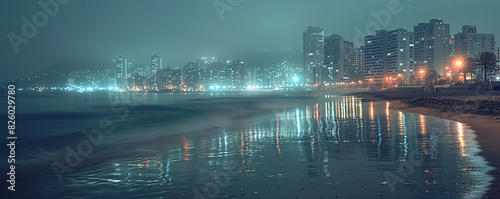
496;47;500;58
183;62;202;90
496;47;500;61
151;54;162;75
387;28;414;82
303;25;324;86
364;29;414;84
350;46;365;82
115;55;128;90
414;19;451;76
202;57;227;87
454;25;496;59
364;30;388;84
323;34;354;83
343;41;354;82
151;54;162;89
156;67;182;90
227;60;245;88
171;68;183;89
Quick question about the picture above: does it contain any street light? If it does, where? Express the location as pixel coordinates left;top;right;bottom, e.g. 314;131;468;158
397;74;403;87
420;70;426;85
455;60;465;84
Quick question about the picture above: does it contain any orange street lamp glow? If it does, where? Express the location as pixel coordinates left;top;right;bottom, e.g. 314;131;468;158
420;70;425;74
456;61;462;67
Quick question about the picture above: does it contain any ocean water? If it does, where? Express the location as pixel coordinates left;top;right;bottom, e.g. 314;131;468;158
1;92;494;198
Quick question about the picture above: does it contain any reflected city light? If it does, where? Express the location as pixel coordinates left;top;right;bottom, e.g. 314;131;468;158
420;115;427;135
64;95;491;199
370;102;374;120
182;137;190;161
457;122;466;157
386;101;391;133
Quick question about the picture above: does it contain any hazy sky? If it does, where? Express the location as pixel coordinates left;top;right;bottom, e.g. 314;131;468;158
1;0;499;81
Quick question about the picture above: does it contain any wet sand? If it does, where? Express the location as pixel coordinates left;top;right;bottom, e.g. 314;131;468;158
353;89;500;198
6;90;495;198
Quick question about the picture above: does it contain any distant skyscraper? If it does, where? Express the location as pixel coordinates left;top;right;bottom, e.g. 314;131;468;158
303;25;324;86
151;54;162;75
183;62;202;90
414;19;451;76
323;34;354;83
170;68;183;89
454;25;496;59
151;54;162;89
115;55;128;90
227;60;245;88
202;58;227;87
364;28;414;84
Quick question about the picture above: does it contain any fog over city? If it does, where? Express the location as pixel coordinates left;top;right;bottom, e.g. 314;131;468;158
1;0;499;82
4;1;500;198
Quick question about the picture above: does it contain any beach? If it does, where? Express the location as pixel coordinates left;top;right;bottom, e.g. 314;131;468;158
1;91;495;198
354;87;500;198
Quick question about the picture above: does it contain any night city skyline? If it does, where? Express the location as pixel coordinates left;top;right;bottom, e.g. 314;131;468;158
3;1;500;198
2;0;500;83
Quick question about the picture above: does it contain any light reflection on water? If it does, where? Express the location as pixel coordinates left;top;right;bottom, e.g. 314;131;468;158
31;95;493;198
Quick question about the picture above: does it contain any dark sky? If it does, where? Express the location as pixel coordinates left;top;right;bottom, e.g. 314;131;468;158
1;0;499;81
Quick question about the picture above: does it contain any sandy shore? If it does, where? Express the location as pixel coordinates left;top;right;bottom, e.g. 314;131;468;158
353;89;500;198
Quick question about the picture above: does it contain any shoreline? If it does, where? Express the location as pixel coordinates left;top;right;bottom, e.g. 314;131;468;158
353;91;500;198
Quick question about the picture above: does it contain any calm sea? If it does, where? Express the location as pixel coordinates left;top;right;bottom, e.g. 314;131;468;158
1;92;494;198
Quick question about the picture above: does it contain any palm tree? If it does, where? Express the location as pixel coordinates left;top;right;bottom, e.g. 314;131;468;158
462;57;476;83
475;52;498;82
